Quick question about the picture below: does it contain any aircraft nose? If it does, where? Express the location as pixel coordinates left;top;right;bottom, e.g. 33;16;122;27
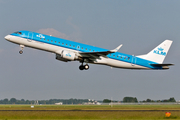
4;35;11;40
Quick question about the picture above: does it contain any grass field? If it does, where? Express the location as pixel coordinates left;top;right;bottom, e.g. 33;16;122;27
0;104;179;119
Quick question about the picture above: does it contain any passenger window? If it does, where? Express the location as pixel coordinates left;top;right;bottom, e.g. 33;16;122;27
93;50;95;52
62;43;64;45
73;45;75;47
81;47;83;49
70;45;71;46
40;38;42;39
58;42;60;44
44;39;45;40
89;49;91;51
86;48;87;50
51;40;53;42
113;55;115;57
66;44;67;45
55;41;56;43
47;39;49;41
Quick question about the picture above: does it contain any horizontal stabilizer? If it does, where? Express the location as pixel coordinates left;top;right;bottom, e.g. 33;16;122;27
150;63;174;66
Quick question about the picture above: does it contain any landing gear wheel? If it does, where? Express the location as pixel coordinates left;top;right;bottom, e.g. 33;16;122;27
79;65;84;70
79;59;90;70
84;64;89;70
19;45;24;54
19;50;23;54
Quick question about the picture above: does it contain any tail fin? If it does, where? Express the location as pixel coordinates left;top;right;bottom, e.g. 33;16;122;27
137;40;173;64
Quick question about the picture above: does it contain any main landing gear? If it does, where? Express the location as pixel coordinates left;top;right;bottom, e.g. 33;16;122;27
79;64;89;70
19;45;24;54
79;61;89;70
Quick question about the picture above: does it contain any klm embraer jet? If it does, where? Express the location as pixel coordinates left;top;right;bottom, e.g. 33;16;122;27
5;31;173;70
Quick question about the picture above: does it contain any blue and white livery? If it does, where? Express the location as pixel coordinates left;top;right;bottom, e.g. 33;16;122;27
5;31;173;70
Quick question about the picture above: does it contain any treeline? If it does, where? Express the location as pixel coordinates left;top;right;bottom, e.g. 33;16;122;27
123;97;138;103
0;97;176;104
103;97;138;103
102;99;118;103
140;97;176;102
103;97;176;103
0;98;90;104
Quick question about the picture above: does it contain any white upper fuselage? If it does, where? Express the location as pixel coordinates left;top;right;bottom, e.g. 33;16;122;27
5;31;172;70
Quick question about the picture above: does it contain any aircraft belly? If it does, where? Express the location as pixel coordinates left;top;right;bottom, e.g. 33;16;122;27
105;58;149;69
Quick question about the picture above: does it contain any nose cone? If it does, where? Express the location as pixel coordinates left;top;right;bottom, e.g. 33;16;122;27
4;35;11;41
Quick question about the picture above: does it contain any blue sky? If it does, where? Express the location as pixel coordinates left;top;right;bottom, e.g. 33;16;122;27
0;0;180;101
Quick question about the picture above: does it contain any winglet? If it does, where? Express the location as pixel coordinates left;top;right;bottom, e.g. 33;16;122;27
110;44;123;53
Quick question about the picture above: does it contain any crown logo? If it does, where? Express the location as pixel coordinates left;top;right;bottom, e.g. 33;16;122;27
158;47;164;51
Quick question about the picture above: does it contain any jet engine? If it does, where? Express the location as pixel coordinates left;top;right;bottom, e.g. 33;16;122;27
56;50;78;62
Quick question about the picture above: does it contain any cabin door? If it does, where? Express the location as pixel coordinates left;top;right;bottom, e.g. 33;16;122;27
131;55;136;66
28;32;33;42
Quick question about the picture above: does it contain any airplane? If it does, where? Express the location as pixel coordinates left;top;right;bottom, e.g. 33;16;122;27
4;31;173;70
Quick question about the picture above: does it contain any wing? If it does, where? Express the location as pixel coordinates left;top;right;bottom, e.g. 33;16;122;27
78;44;123;60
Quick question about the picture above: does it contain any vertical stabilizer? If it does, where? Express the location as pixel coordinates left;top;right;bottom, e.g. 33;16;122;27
137;40;173;64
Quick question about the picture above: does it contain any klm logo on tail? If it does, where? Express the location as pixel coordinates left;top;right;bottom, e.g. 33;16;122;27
153;47;166;56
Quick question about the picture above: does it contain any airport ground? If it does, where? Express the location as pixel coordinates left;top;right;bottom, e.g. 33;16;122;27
0;104;180;119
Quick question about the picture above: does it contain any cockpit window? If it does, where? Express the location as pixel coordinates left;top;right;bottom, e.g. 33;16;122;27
14;31;22;35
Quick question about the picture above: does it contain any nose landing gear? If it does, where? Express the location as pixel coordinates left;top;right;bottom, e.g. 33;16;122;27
19;45;24;54
19;50;23;54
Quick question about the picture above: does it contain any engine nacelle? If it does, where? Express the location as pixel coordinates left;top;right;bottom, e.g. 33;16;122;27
56;54;68;62
56;50;78;62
